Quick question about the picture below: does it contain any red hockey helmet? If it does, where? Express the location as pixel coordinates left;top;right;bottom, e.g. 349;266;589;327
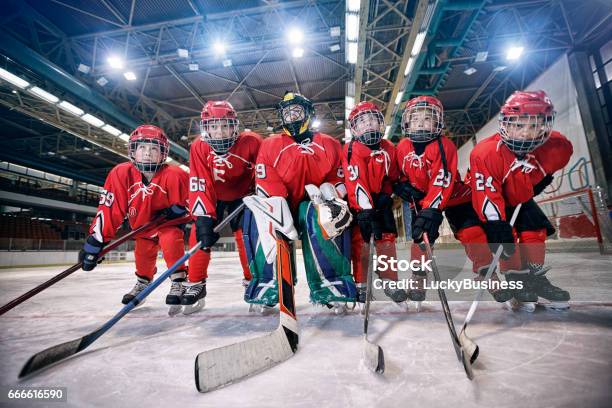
401;96;444;142
200;100;240;154
128;125;169;173
498;90;555;155
348;101;385;146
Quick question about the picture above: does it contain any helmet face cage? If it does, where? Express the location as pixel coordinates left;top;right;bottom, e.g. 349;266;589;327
349;109;385;146
279;103;311;137
498;112;555;155
200;118;240;154
129;138;168;173
401;103;443;142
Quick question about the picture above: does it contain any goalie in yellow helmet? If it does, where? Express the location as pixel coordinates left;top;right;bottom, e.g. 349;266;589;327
276;91;316;143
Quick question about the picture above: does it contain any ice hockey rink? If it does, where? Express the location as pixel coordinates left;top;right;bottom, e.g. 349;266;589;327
1;248;611;408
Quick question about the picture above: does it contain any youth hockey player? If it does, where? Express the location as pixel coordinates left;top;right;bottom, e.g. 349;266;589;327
80;125;190;307
470;90;573;311
245;92;355;312
342;101;406;306
186;100;262;314
395;96;511;306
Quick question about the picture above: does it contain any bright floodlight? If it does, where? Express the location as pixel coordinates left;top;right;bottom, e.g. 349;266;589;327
292;47;304;58
29;87;59;104
287;28;304;45
312;119;321;128
506;46;524;60
118;133;130;142
0;67;30;89
346;14;359;41
81;113;105;128
213;41;226;55
58;100;84;116
347;42;358;64
347;0;361;12
107;55;124;69
123;71;137;81
102;124;122;136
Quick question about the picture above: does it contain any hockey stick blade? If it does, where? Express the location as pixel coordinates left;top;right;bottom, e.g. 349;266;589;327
363;237;385;374
194;234;298;392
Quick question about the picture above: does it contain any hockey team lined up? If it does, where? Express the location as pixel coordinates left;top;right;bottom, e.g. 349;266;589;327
79;89;573;315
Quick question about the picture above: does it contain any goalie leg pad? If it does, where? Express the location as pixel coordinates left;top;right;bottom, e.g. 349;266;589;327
298;201;356;304
242;208;278;306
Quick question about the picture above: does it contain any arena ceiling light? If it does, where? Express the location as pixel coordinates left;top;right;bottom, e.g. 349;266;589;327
58;100;84;116
312;119;321;128
347;0;360;12
404;56;415;77
123;71;137;81
394;91;404;105
102;124;122;136
506;46;524;61
329;44;341;52
222;59;232;67
189;63;199;71
330;26;341;37
464;67;477;76
213;41;226;55
292;47;304;58
346;14;359;41
0;67;30;89
28;87;59;104
107;55;125;69
384;125;391;139
81;113;105;128
287;28;304;45
347;42;358;64
411;32;426;57
177;48;189;58
118;133;130;142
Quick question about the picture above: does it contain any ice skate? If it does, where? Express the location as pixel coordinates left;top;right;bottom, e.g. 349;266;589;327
527;265;570;311
504;271;538;313
407;271;427;311
122;276;150;306
181;280;206;315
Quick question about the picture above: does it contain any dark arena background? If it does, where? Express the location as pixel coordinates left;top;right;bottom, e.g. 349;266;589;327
0;1;611;407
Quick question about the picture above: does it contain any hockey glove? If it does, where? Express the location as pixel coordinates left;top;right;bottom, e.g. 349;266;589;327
356;209;383;242
533;174;553;196
393;181;426;203
79;235;104;271
160;204;187;220
196;216;220;250
412;207;443;244
483;220;515;259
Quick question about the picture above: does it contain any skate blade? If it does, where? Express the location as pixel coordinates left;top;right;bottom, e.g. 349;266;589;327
168;305;183;316
183;299;205;315
504;298;536;313
537;299;570;311
248;304;276;315
412;301;423;312
357;303;366;315
392;301;409;312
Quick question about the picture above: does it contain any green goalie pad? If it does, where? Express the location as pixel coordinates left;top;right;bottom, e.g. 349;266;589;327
297;201;356;305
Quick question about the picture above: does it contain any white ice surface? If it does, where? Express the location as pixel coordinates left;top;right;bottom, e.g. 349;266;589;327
0;251;611;408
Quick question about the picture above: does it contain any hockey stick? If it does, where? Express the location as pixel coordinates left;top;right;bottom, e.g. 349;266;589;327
195;232;298;392
18;207;241;379
458;203;522;369
363;236;385;374
0;214;188;316
420;231;473;380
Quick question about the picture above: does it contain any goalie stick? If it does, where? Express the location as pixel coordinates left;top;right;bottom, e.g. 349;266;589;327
458;203;523;372
363;236;385;374
18;206;242;379
194;232;298;392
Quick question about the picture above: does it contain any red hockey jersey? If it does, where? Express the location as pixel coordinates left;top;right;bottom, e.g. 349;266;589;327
470;131;573;222
89;162;189;242
396;136;465;209
189;131;262;219
255;132;344;211
342;139;399;211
